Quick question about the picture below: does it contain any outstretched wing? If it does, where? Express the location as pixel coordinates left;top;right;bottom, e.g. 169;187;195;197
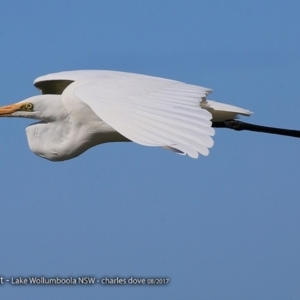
71;72;215;158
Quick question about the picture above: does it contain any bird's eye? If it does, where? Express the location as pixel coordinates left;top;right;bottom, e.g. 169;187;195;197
25;103;34;111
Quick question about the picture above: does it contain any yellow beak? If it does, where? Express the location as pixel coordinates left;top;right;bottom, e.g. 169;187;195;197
0;103;23;116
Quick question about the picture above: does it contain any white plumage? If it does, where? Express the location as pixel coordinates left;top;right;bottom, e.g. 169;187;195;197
0;70;252;161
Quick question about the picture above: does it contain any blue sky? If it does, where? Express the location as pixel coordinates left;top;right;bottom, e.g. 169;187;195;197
0;0;299;299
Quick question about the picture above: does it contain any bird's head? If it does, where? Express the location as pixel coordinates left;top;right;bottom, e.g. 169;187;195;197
0;95;73;161
0;95;67;121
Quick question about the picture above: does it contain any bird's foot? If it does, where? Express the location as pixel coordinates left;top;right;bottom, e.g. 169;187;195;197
224;120;244;131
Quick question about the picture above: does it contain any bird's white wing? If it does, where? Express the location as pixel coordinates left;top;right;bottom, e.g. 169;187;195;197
72;73;215;158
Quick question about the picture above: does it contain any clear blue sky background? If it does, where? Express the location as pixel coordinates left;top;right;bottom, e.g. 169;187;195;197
0;1;299;299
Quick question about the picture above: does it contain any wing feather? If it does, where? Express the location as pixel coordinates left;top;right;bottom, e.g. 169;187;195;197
72;73;215;158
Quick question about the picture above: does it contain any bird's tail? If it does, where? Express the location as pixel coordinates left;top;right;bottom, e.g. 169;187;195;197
201;100;252;122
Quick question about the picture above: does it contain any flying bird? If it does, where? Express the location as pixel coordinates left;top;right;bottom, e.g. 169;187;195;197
0;70;299;161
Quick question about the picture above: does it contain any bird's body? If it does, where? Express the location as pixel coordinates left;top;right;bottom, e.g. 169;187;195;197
24;94;128;161
0;70;297;161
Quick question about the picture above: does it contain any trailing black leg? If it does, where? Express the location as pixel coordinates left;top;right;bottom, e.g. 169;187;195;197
212;120;300;138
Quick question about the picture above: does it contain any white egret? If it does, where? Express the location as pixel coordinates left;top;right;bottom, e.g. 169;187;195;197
0;70;298;161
